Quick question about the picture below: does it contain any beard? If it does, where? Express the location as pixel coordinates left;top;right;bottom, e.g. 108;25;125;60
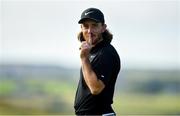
92;34;103;46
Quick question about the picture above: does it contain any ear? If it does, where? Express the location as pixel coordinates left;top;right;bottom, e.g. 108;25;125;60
101;24;107;33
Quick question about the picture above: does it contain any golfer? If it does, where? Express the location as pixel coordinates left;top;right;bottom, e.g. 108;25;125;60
74;8;121;116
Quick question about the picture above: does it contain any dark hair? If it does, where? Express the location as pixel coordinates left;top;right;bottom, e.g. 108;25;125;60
77;29;113;43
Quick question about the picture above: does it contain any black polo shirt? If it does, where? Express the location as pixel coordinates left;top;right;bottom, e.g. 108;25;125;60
74;40;121;115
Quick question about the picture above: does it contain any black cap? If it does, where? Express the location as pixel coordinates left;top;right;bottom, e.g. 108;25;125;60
78;8;105;24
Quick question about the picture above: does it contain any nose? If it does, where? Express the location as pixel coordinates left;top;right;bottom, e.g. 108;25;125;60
87;27;93;34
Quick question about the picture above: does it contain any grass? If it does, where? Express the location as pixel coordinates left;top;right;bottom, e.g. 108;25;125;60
0;79;180;115
0;80;17;95
113;93;180;115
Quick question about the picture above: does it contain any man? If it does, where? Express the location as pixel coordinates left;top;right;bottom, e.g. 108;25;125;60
74;8;121;115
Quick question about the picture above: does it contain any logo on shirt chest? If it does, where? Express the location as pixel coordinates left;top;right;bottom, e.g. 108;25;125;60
89;55;96;62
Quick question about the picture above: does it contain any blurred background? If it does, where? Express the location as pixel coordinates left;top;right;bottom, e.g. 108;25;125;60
0;0;180;115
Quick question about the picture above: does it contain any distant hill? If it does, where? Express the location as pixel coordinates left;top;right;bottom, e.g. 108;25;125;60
0;63;180;94
0;63;79;82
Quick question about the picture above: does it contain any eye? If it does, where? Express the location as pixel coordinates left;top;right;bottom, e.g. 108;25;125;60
92;23;98;27
82;24;89;29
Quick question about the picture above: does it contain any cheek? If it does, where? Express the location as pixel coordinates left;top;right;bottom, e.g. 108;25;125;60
94;30;102;38
95;27;104;34
82;31;88;40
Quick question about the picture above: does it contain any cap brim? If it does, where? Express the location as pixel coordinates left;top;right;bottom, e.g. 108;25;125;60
78;18;100;24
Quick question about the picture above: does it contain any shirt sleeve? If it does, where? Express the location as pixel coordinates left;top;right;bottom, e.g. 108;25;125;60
92;50;115;86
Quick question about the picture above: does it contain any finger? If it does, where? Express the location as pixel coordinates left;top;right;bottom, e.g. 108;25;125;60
79;42;88;50
88;38;92;48
79;41;86;50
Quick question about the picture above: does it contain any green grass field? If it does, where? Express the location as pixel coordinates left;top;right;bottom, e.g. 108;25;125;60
0;80;179;115
113;93;180;115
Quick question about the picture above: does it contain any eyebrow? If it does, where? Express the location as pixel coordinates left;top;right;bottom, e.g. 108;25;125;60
82;22;99;25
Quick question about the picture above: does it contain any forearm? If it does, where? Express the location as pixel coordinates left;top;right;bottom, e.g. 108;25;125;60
81;58;105;95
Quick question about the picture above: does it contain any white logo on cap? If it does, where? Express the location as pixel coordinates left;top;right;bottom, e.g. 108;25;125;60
85;11;94;15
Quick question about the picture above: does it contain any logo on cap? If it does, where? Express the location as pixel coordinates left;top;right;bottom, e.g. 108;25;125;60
85;11;94;15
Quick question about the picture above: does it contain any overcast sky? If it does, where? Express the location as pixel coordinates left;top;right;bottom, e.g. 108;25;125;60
1;0;179;69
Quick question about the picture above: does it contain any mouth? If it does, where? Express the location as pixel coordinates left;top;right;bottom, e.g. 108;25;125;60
88;33;95;40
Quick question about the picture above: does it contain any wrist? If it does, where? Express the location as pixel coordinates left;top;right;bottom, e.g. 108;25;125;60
81;57;89;63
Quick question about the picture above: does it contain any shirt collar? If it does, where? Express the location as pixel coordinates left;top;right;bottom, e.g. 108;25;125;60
90;39;109;54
